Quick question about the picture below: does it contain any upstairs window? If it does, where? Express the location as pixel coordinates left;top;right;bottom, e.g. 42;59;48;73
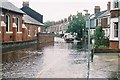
114;0;119;8
98;18;101;26
5;15;10;32
114;22;118;37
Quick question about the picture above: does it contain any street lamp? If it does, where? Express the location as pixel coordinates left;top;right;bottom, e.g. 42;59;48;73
84;9;90;80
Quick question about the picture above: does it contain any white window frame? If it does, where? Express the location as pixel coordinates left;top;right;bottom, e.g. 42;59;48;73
114;0;119;8
114;22;118;38
16;18;20;32
38;27;41;32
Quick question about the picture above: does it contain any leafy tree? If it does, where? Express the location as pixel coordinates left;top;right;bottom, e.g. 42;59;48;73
44;21;55;28
94;26;105;48
66;13;86;40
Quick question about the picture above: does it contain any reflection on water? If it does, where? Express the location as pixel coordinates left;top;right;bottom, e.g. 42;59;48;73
2;43;54;64
2;37;118;78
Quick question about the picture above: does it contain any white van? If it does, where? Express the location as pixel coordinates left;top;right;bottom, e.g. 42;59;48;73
64;33;74;42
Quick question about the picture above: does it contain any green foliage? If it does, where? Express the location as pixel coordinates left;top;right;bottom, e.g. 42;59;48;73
44;21;55;28
66;13;86;39
94;26;105;48
98;45;107;48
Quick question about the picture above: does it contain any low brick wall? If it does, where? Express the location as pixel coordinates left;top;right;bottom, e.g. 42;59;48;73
109;40;119;49
37;33;54;43
94;48;120;53
1;33;54;53
2;39;37;53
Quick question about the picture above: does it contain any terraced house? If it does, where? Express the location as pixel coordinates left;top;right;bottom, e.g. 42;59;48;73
109;0;120;49
89;0;120;49
89;3;111;39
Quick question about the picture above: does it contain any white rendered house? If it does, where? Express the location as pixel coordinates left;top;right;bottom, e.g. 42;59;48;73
110;0;120;49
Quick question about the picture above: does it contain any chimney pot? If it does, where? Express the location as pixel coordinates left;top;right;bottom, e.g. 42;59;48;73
94;6;100;14
23;1;29;7
107;2;111;10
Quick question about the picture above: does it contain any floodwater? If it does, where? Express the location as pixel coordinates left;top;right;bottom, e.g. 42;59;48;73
2;37;119;78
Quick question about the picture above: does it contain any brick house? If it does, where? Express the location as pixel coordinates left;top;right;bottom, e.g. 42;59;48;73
89;6;109;38
109;0;120;49
23;14;43;40
98;7;111;38
47;21;69;35
21;1;44;32
0;0;44;42
0;0;24;42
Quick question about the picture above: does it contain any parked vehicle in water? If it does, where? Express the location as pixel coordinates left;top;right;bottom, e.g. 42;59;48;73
63;33;75;42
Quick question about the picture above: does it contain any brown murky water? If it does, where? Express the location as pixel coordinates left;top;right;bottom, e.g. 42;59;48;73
2;37;119;78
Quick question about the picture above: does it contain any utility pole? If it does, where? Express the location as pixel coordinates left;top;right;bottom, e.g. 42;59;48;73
84;10;90;80
118;1;120;79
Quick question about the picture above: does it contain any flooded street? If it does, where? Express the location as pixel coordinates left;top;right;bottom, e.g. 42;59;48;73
2;37;119;78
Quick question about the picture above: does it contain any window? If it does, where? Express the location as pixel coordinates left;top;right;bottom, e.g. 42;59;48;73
114;0;119;8
114;22;118;37
98;18;101;26
5;15;10;32
16;18;20;32
96;19;98;26
34;29;37;36
28;26;30;36
38;27;41;32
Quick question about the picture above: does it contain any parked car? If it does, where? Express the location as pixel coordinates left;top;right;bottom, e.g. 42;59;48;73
63;33;75;42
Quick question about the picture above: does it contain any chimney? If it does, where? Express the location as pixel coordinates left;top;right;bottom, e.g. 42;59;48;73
94;6;100;14
23;1;29;7
107;2;111;10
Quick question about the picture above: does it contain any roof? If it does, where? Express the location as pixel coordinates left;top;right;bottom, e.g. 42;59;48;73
95;10;107;18
89;14;95;19
89;10;107;20
21;6;43;23
98;10;110;18
0;0;24;14
24;14;43;26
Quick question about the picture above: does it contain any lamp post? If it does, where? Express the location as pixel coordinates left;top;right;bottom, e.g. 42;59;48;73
84;9;90;80
119;1;120;49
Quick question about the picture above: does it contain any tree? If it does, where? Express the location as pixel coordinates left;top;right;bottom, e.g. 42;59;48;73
66;12;86;40
44;21;55;28
94;26;105;48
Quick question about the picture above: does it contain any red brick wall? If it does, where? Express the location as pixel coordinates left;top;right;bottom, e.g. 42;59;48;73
1;10;42;42
5;33;13;41
40;26;45;32
38;33;54;43
4;12;23;32
110;10;119;18
109;40;119;49
17;33;22;41
101;18;107;28
25;23;38;40
1;10;23;42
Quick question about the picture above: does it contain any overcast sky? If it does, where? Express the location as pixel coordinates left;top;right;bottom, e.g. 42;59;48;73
7;0;110;22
